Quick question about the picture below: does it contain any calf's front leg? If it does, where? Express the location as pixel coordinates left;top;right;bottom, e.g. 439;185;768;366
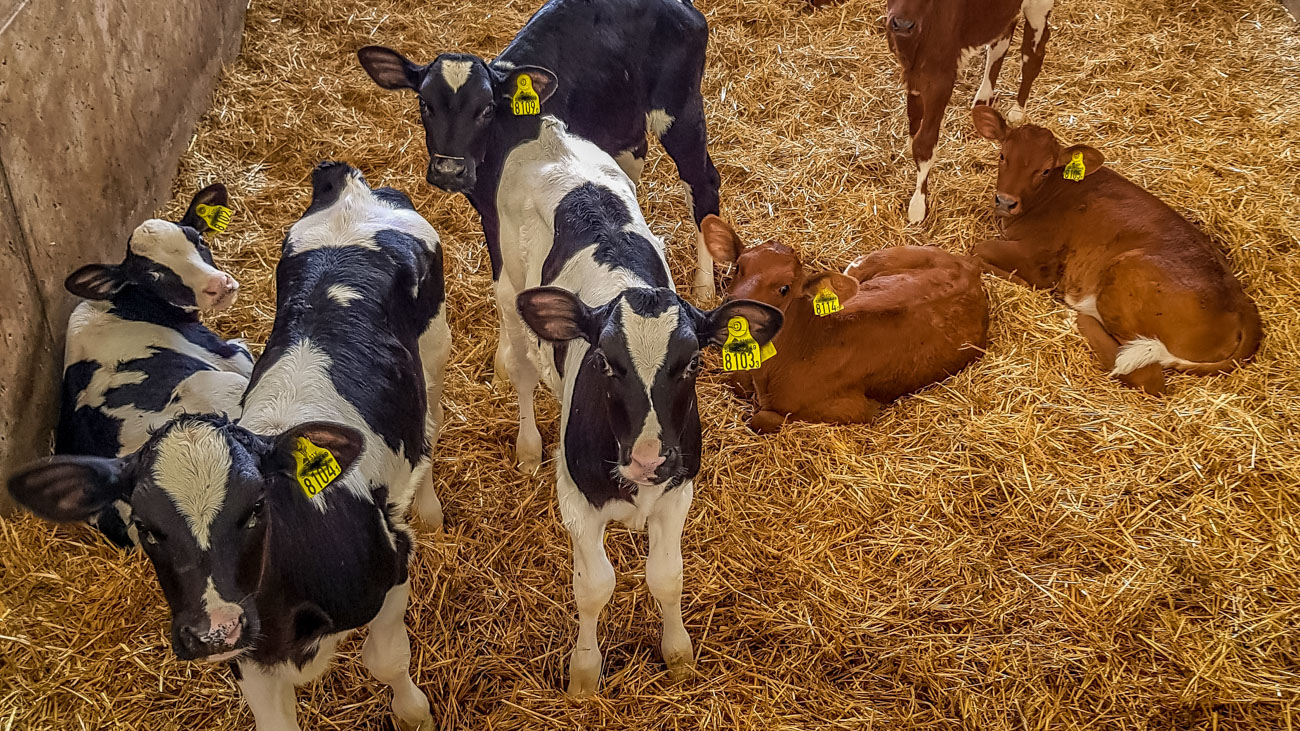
236;661;299;731
646;482;695;681
563;482;615;697
362;582;434;731
497;278;545;473
906;75;955;224
973;239;1059;289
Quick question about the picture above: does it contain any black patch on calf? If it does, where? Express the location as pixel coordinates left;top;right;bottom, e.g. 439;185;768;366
102;348;213;412
541;183;670;289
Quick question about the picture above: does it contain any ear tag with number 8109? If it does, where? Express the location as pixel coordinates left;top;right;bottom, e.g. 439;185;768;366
813;288;842;317
511;75;540;116
293;437;341;499
722;316;772;371
194;203;232;233
1063;151;1086;182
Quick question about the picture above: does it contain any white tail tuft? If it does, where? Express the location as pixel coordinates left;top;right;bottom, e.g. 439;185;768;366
1111;337;1193;376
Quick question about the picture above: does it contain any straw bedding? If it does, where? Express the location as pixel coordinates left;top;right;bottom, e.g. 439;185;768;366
3;0;1299;728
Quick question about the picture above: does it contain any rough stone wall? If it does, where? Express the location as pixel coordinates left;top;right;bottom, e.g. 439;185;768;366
0;0;246;510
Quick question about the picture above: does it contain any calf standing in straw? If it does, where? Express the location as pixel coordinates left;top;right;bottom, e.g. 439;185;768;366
8;162;448;730
499;118;780;695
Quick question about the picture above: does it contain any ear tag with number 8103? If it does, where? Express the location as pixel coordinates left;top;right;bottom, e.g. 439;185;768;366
511;75;540;116
813;288;842;317
1063;151;1086;182
293;437;341;499
722;316;772;371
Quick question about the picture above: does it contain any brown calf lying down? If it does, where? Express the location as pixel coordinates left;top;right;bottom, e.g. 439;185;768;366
704;217;990;432
971;106;1263;395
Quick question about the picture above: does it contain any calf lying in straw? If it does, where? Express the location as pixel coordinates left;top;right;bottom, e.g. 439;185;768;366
971;106;1262;395
705;217;989;432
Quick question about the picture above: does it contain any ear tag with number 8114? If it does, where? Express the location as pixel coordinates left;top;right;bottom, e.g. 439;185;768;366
293;437;341;499
194;203;232;233
813;288;842;317
722;316;772;371
1063;151;1086;182
511;75;540;116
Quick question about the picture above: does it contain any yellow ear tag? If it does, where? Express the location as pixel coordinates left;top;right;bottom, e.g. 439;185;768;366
194;203;232;233
812;288;842;317
511;75;541;116
293;437;341;499
1063;151;1086;182
722;316;768;372
760;340;777;360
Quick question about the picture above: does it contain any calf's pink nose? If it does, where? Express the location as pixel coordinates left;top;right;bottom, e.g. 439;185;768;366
630;441;666;472
204;273;239;298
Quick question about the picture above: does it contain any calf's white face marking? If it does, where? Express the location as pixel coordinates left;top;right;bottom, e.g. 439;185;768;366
618;301;679;483
153;420;232;550
440;60;473;93
132;219;236;311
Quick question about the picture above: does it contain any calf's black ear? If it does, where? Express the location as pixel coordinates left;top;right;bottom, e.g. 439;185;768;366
357;46;424;91
695;299;783;347
271;421;366;478
498;66;558;108
517;287;595;343
65;264;128;300
8;456;132;523
178;183;229;232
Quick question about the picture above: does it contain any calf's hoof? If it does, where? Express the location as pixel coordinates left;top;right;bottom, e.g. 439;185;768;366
692;273;716;301
516;431;543;475
664;653;695;683
396;714;434;731
1005;104;1026;124
567;648;602;698
750;410;787;434
413;496;444;533
907;190;927;224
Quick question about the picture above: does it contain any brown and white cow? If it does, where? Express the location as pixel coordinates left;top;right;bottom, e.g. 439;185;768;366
886;0;1055;223
970;106;1263;395
704;216;989;432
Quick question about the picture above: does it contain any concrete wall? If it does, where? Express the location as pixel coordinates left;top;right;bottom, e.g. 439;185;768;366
0;0;246;510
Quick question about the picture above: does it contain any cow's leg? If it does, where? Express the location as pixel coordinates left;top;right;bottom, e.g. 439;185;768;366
564;488;614;697
655;96;721;299
907;74;955;224
905;85;924;138
414;315;451;529
236;661;299;731
647;481;694;681
362;582;434;731
498;291;544;473
615;137;649;184
974;30;1015;107
973;239;1060;289
1012;0;1054;123
1077;313;1166;395
795;395;883;425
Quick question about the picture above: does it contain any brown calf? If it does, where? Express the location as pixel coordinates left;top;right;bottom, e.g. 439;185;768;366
703;216;990;433
886;0;1055;224
970;106;1263;395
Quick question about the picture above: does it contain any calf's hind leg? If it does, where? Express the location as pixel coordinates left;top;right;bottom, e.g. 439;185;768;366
646;482;695;681
1011;0;1054;122
414;316;452;529
1075;313;1165;395
362;582;434;731
655;94;721;299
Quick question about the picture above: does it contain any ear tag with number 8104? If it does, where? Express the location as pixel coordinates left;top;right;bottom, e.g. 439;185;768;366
511;75;540;116
194;203;232;233
813;288;842;317
722;316;771;372
293;437;341;499
1063;151;1086;182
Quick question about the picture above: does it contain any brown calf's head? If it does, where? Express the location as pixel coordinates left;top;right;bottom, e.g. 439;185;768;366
702;215;858;314
972;106;1105;217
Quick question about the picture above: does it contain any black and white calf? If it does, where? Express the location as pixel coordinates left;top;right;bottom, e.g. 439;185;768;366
8;162;449;731
357;0;722;298
58;184;252;547
498;119;780;695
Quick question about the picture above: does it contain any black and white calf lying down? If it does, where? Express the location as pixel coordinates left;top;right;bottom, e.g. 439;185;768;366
58;184;252;547
499;119;781;695
9;163;450;731
358;0;723;298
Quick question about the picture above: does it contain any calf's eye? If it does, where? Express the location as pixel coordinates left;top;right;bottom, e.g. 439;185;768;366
778;285;790;295
243;499;265;530
683;353;701;377
594;351;615;377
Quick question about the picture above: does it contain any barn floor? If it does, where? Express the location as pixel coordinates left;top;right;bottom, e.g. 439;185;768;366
3;0;1300;728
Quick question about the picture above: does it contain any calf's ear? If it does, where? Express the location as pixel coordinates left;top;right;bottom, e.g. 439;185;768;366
1058;145;1104;178
65;264;128;300
971;105;1009;141
498;66;558;108
803;271;858;304
357;46;424;91
178;183;229;232
701;215;744;264
696;299;783;347
517;287;595;343
8;456;132;523
271;421;365;478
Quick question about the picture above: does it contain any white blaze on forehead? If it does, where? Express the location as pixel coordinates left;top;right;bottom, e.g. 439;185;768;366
440;60;473;93
131;219;225;293
153;420;232;550
619;300;679;390
326;284;363;306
